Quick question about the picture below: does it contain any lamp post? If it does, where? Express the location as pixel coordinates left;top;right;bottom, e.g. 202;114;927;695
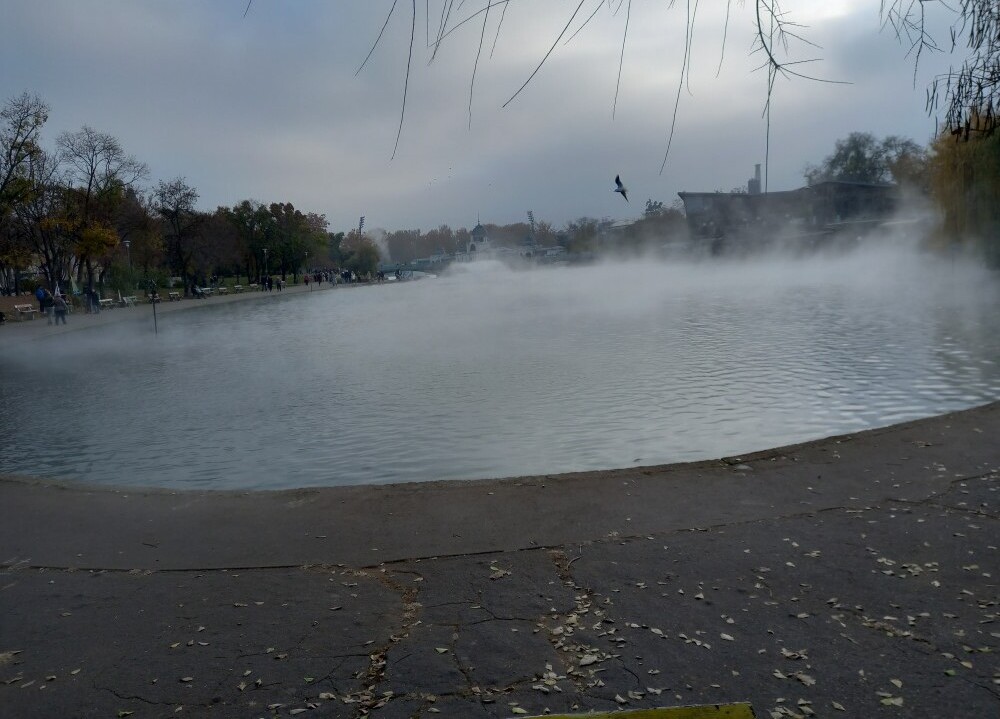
123;240;132;294
148;279;158;335
263;248;269;282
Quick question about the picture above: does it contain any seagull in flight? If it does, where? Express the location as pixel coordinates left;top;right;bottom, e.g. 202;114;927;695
614;174;628;203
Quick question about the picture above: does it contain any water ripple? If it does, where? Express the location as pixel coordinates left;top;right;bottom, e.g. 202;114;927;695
2;252;999;489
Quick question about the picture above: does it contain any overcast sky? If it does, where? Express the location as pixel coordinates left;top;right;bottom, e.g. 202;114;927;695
1;1;960;233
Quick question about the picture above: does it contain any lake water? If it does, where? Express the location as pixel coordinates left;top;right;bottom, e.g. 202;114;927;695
2;245;999;490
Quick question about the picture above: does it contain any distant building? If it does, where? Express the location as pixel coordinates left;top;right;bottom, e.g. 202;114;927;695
453;222;496;263
467;223;491;254
678;165;899;253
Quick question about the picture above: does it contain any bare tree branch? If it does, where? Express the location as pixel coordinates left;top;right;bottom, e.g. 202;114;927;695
392;0;417;161
468;0;491;129
503;0;589;109
612;0;631;119
357;0;400;76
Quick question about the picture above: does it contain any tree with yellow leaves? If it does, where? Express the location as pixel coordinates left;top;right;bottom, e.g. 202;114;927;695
926;117;1000;265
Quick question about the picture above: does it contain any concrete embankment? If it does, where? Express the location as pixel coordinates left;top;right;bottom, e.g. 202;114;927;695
1;402;998;717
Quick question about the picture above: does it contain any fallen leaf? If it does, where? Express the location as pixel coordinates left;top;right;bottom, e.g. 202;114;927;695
489;565;511;580
795;672;816;687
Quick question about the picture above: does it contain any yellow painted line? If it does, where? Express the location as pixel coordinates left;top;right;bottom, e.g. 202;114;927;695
524;704;756;719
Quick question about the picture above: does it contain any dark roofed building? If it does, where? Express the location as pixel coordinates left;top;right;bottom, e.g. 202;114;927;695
679;169;899;253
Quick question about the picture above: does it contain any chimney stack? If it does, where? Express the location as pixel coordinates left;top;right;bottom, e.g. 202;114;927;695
748;163;762;195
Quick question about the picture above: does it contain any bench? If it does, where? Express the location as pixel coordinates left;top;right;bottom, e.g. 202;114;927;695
168;292;181;301
13;304;37;321
122;296;138;308
98;298;116;310
233;285;244;293
216;286;229;295
248;283;259;291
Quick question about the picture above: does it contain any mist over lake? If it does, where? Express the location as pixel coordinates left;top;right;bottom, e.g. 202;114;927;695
2;245;998;490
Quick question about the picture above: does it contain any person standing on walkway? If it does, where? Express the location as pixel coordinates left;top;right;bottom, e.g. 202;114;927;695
52;293;68;325
41;289;54;324
35;285;46;313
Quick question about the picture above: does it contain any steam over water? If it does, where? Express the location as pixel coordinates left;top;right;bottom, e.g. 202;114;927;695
2;246;999;490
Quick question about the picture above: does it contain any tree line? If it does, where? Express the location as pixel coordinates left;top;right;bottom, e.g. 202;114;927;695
0;93;381;298
0;90;693;298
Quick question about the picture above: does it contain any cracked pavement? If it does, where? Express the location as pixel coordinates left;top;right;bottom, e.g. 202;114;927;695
1;403;999;718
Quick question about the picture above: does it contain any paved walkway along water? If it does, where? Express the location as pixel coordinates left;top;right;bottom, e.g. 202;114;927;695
0;280;339;342
1;401;998;718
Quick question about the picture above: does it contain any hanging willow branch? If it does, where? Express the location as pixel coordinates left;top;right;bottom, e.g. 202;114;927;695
883;0;999;137
343;1;992;160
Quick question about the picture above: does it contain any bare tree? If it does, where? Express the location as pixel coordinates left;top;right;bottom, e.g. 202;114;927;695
155;177;203;292
0;92;49;214
56;126;148;288
57;126;147;217
11;147;77;290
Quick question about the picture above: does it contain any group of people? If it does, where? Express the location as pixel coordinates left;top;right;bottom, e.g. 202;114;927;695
258;276;284;292
34;285;70;325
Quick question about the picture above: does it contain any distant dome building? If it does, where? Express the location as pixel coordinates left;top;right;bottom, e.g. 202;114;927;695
467;223;491;254
455;221;496;263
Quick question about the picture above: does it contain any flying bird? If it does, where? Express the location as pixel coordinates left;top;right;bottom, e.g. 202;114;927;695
614;175;628;203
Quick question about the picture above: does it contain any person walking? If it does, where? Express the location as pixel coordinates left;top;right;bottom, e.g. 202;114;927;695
52;293;68;325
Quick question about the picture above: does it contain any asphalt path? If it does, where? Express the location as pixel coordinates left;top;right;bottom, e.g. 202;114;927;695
1;400;998;718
